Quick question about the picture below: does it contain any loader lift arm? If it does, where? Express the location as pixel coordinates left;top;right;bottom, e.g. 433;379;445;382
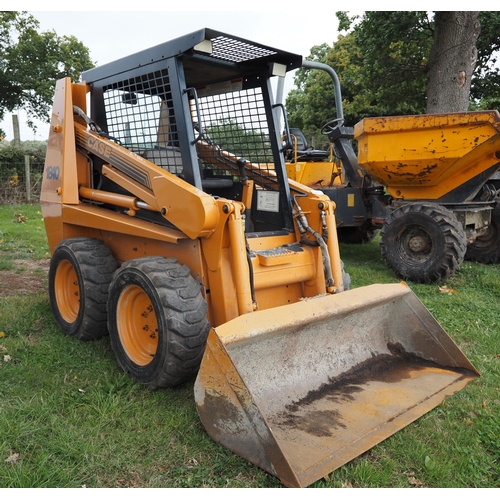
73;120;220;240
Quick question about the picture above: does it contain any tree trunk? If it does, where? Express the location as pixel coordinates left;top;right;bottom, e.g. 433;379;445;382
426;12;480;114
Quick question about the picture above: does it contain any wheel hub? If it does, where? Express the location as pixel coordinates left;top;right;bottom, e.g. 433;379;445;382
398;226;433;263
408;234;429;253
55;259;80;323
117;284;159;366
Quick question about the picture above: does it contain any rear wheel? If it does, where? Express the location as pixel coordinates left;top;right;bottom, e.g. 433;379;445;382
380;202;466;283
48;238;118;340
465;204;500;264
107;257;210;389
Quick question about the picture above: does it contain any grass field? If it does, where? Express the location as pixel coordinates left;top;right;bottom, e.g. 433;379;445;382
0;203;499;488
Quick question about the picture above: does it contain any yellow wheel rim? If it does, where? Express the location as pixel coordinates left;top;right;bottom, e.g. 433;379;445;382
117;284;159;366
54;260;80;324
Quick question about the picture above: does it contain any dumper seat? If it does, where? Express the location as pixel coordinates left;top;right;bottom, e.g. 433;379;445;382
288;128;329;162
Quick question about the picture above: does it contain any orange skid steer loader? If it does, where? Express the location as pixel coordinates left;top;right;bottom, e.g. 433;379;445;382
41;29;478;487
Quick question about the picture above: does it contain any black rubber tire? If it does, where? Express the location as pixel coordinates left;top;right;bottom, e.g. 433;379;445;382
337;223;379;244
380;202;467;284
48;238;118;340
107;257;210;389
465;203;500;264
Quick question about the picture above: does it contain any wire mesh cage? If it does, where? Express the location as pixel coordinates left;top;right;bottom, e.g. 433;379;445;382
100;67;280;193
194;85;280;193
102;68;184;176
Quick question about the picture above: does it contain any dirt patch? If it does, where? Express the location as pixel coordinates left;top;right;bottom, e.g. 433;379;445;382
0;259;50;297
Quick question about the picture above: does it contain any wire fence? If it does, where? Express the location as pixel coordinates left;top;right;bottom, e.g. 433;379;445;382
0;160;45;204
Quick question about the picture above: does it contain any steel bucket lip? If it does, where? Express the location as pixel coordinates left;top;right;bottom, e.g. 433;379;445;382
273;365;477;487
217;282;415;345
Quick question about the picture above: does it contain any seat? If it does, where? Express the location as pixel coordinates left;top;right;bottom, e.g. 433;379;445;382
288;128;329;162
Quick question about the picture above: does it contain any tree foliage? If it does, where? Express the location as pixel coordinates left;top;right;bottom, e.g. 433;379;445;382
471;11;500;109
286;33;370;148
286;11;500;141
205;119;272;163
0;11;94;136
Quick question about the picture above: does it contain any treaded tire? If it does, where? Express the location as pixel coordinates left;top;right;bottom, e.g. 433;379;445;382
48;238;118;340
465;203;500;264
380;202;466;284
337;223;379;244
107;257;210;389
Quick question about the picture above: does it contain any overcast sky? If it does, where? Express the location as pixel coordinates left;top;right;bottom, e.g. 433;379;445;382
1;2;470;141
31;10;342;68
1;4;351;140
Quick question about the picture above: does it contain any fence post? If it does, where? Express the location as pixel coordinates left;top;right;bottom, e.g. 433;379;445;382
12;115;21;146
25;155;31;202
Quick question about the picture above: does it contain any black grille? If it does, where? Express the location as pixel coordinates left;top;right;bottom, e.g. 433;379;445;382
100;62;280;192
210;35;278;63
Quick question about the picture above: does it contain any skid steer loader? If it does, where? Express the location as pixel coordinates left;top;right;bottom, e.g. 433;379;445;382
284;61;500;284
40;28;478;488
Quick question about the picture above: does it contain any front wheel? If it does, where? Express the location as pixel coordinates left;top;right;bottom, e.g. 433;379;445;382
465;204;500;264
380;202;466;284
107;257;210;389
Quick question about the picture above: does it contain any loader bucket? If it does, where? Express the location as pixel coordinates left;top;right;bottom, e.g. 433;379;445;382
194;283;478;488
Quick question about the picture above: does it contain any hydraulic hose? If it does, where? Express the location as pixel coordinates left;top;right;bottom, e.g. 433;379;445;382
293;198;335;290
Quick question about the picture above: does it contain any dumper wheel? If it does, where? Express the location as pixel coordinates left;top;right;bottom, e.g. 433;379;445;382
48;238;118;340
107;257;210;389
380;202;467;284
465;204;500;264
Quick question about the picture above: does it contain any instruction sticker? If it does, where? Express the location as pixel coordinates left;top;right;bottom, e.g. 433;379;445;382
257;190;280;212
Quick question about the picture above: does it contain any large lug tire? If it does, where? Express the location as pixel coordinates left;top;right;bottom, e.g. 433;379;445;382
107;257;210;389
380;202;467;284
48;238;118;340
337;223;379;245
465;204;500;264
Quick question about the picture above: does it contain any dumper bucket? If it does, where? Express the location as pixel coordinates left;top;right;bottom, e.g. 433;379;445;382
354;110;500;201
194;283;478;488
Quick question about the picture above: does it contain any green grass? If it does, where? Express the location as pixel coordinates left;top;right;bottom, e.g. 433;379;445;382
0;204;499;488
0;203;50;268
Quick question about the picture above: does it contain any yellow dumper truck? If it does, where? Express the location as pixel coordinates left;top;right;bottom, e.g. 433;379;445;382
285;61;500;283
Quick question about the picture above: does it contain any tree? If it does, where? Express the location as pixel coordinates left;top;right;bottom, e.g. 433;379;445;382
286;35;377;149
427;12;480;113
286;11;500;137
350;11;433;116
0;11;94;136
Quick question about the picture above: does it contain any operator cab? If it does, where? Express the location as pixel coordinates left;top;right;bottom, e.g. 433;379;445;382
82;28;304;234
